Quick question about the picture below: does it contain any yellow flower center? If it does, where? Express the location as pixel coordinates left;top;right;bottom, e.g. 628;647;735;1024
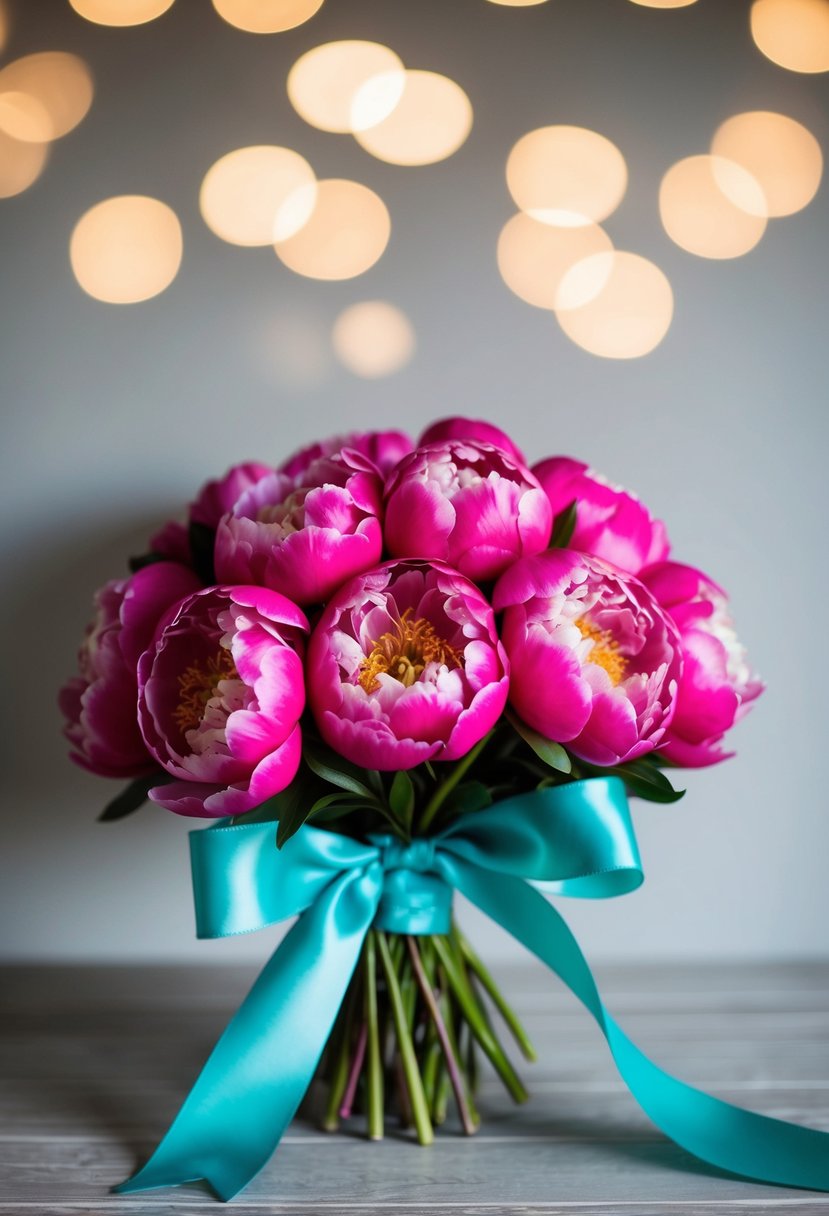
173;647;239;733
358;608;463;693
575;617;627;686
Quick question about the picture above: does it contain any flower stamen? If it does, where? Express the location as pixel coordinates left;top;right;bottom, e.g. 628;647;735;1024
575;617;627;686
173;647;240;733
359;607;463;693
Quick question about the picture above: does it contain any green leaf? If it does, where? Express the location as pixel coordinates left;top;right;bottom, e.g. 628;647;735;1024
274;781;318;849
550;500;578;548
304;747;378;802
388;770;415;825
507;710;572;774
616;759;685;803
276;784;380;847
581;756;685;804
366;769;385;800
230;796;282;826
97;772;170;822
308;791;362;814
188;520;216;585
441;780;492;817
312;800;369;825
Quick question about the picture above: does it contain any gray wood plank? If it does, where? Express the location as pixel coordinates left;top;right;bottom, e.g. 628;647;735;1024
0;963;827;1213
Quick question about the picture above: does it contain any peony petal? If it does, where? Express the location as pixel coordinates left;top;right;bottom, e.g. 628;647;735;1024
319;707;440;770
384;479;456;562
265;522;383;606
505;617;593;742
572;690;640;766
419;416;526;465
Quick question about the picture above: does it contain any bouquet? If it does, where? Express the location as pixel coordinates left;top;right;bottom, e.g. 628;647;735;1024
61;417;829;1201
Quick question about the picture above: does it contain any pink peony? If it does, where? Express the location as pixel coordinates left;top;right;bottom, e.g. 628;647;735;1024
60;562;202;779
148;462;274;569
147;520;191;567
418;416;526;465
280;430;414;480
384;441;553;582
532;456;669;576
494;549;681;766
189;462;274;530
640;562;763;766
307;559;509;771
214;450;384;606
137;586;308;817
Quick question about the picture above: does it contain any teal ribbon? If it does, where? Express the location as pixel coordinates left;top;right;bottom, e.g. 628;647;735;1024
115;777;829;1202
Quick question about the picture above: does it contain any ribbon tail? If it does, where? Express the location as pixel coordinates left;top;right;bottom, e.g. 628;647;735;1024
115;866;380;1202
446;857;829;1193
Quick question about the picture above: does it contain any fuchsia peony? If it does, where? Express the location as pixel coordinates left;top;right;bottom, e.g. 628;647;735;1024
189;461;274;530
280;429;414;480
60;562;202;778
307;559;509;771
640;562;763;766
214;450;384;606
63;420;764;826
149;461;275;566
532;457;669;576
385;440;553;582
418;416;526;465
494;549;682;766
137;586;308;817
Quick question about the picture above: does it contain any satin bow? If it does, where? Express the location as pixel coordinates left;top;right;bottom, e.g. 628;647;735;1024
116;777;829;1201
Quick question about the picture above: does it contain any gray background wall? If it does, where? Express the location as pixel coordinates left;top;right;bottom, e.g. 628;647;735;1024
2;0;827;963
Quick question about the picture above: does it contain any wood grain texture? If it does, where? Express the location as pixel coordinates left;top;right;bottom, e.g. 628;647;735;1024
1;963;827;1214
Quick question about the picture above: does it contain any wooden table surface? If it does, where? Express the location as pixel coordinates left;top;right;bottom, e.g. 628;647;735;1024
1;961;828;1215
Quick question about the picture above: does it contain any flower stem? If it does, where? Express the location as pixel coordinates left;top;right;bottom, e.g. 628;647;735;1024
339;1021;367;1120
406;936;478;1135
421;1026;441;1111
432;934;528;1104
421;939;480;1127
454;928;537;1062
322;991;356;1131
375;931;434;1146
419;730;496;834
364;934;384;1141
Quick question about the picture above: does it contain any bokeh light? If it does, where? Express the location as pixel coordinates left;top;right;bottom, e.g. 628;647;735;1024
0;128;48;197
68;0;175;25
287;41;404;133
555;251;673;359
0;2;8;55
712;110;822;217
627;0;698;7
200;146;316;246
506;125;627;226
212;0;324;34
332;301;416;378
274;179;390;280
69;195;183;304
497;212;613;310
484;0;551;6
0;92;53;143
751;0;829;73
659;154;767;258
0;53;93;142
353;70;473;166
